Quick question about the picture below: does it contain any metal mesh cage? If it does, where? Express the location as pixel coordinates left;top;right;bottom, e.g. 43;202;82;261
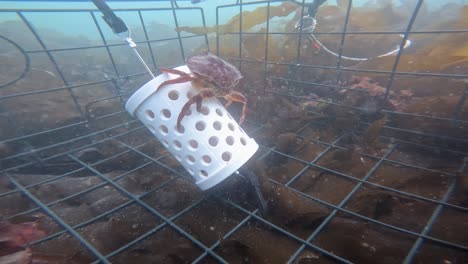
1;0;467;263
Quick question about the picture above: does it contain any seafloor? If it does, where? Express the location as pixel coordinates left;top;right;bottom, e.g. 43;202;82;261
1;2;468;263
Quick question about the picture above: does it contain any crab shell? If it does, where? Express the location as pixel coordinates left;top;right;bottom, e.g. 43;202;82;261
186;52;243;91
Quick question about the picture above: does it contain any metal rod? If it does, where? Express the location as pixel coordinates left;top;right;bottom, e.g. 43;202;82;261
225;198;353;263
334;0;353;82
68;153;229;263
287;144;397;263
384;0;424;99
259;143;468;213
8;175;111;263
402;178;458;263
0;124;144;174
17;11;85;118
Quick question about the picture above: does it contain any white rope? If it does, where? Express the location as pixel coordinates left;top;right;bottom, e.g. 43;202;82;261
295;15;412;61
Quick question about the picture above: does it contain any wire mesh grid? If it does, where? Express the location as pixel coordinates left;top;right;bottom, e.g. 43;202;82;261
1;0;468;263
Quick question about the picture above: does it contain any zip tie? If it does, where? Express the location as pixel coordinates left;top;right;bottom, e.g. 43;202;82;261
118;29;155;79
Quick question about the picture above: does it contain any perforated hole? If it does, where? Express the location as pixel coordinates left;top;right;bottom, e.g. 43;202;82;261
209;136;219;147
173;140;182;150
188;140;198;150
226;136;234;146
162;140;169;147
222;152;232;162
175;125;185;135
195;121;206;131
187;155;195;164
215;108;223;117
168;90;179;100
213;121;222;131
200;170;208;177
161;109;171;119
200;106;210;115
240;137;247;146
145;110;155;120
202;155;212;165
159;125;168;135
228;123;235;131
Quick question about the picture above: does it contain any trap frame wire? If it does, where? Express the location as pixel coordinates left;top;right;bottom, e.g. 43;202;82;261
0;0;467;263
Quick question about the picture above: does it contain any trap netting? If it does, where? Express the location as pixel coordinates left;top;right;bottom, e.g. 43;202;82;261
0;0;467;263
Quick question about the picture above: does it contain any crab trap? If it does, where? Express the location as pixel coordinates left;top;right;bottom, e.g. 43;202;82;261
1;0;468;263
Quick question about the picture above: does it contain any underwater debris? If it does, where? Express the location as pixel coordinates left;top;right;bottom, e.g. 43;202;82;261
336;74;419;114
0;221;46;250
0;220;46;263
252;95;321;141
75;147;105;163
254;160;329;229
399;89;413;98
238;168;268;215
360;116;387;151
277;133;305;155
298;93;330;111
218;239;264;264
340;75;389;97
31;68;57;78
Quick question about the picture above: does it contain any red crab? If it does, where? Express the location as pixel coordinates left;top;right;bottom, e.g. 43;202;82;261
156;52;247;129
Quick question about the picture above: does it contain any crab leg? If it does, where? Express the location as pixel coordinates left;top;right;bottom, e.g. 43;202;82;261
224;91;248;125
177;88;215;129
160;68;190;77
177;96;198;130
156;68;195;91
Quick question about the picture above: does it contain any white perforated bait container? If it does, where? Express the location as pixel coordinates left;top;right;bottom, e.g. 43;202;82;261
125;65;259;190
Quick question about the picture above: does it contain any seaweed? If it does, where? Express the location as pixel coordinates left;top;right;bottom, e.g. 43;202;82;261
177;2;298;34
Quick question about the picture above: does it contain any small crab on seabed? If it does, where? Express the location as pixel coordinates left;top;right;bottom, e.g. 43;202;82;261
156;52;247;129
